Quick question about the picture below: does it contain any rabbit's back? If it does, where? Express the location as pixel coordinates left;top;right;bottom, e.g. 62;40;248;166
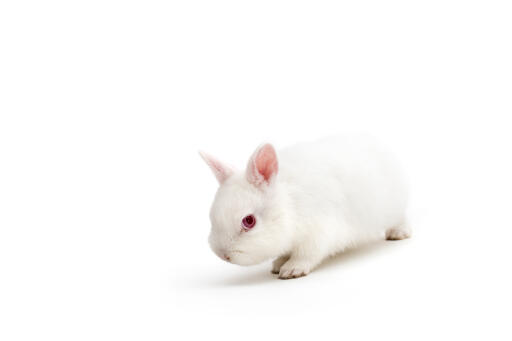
278;135;408;246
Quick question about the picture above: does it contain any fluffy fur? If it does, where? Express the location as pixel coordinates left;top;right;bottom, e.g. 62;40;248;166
200;135;410;279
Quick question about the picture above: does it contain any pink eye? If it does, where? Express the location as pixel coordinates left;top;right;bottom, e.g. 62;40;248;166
242;215;256;229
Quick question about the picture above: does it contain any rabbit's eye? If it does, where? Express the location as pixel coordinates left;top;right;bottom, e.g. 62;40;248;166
242;215;256;230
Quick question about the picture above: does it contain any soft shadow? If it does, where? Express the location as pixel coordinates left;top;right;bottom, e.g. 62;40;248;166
170;264;277;290
206;268;277;287
315;239;410;273
172;239;411;289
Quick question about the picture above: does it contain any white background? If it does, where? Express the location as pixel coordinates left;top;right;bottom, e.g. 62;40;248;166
1;1;511;340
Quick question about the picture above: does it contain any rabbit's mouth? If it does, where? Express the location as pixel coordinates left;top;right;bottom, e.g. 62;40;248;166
224;249;249;264
220;250;245;263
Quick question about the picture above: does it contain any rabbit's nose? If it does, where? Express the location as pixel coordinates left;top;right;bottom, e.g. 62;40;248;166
223;254;231;262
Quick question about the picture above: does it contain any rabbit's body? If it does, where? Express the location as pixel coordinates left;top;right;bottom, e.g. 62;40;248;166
201;136;410;279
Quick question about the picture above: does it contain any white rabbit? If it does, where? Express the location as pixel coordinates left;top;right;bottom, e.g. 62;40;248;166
200;135;410;279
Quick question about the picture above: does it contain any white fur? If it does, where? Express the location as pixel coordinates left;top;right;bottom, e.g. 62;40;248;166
201;135;410;279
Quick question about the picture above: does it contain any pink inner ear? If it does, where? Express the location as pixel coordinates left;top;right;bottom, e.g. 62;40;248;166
199;151;233;184
210;159;226;176
253;144;278;183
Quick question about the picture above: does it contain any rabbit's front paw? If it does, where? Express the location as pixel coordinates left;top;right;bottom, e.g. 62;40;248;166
271;255;290;274
385;224;411;240
278;261;311;279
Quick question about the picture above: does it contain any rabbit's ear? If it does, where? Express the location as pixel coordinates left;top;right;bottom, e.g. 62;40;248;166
199;151;234;184
246;143;279;187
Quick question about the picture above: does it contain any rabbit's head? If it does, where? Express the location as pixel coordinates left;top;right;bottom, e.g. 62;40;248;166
200;144;292;265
